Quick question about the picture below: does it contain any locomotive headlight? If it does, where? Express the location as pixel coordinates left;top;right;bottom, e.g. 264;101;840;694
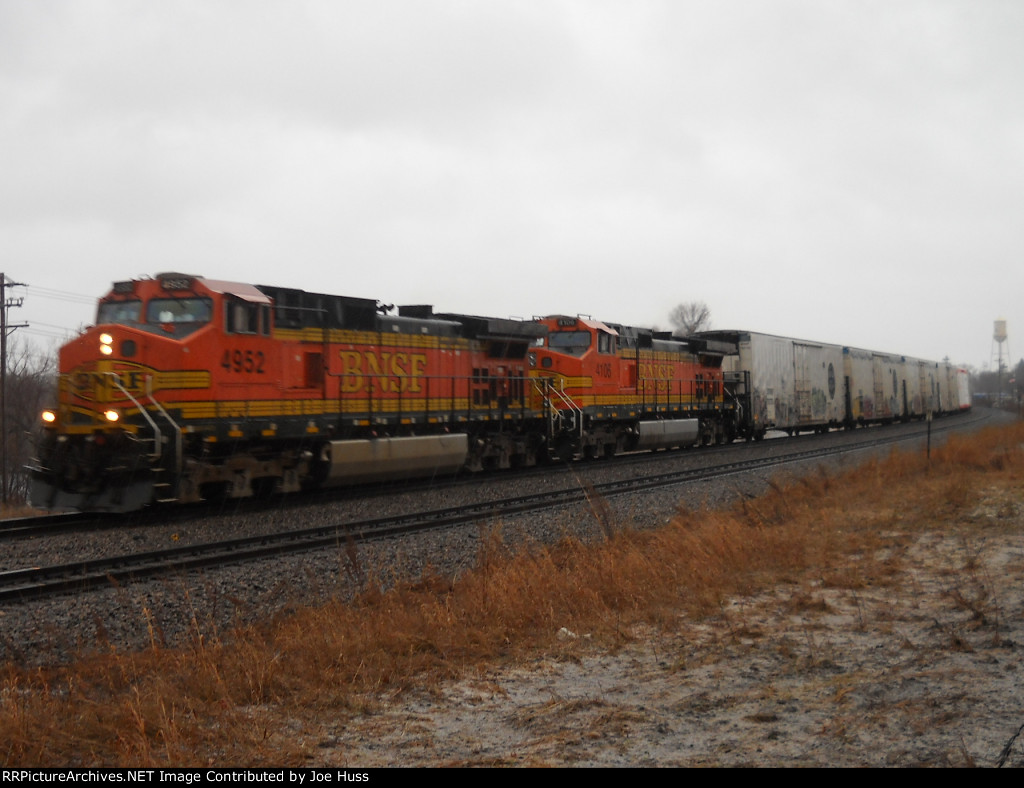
41;410;57;424
103;409;120;423
99;333;114;355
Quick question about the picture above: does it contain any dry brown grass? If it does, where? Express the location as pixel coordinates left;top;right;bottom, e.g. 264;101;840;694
2;420;1022;766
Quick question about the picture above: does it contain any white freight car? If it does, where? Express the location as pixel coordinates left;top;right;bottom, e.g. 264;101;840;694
694;331;845;439
955;367;971;410
843;347;908;425
901;357;926;419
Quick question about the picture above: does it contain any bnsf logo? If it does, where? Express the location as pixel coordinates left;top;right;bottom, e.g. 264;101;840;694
338;350;428;394
68;362;157;402
638;362;676;381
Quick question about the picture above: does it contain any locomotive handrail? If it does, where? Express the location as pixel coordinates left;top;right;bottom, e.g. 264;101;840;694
145;374;183;492
532;378;558;439
106;373;163;461
532;377;583;441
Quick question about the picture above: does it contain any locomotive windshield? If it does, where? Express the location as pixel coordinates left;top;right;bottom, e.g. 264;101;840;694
97;300;142;325
146;297;213;325
96;296;213;338
547;330;592;356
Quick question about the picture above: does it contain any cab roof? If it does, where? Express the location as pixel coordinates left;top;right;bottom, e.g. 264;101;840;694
541;315;619;335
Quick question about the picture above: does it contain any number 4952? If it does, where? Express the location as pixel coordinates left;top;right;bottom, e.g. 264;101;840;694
221;349;265;374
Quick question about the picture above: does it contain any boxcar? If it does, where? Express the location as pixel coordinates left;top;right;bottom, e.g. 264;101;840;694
693;331;845;438
844;347;910;425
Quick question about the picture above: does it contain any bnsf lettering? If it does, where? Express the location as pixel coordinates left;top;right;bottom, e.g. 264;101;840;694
638;363;676;381
339;350;428;393
221;349;266;374
71;370;148;396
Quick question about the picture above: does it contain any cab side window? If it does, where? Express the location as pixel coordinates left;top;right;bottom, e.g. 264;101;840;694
226;300;270;336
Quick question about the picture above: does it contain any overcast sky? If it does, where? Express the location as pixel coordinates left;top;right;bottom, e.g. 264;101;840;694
3;0;1022;371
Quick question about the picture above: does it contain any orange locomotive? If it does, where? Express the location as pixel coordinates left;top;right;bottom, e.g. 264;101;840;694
31;274;738;512
530;316;740;460
31;273;548;512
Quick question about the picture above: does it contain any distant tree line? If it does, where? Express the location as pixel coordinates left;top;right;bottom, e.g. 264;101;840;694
971;358;1023;409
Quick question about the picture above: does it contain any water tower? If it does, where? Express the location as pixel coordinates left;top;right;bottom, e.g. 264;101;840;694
992;318;1010;402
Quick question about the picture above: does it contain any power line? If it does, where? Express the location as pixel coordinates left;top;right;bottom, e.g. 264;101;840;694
20;282;95;341
22;327;75;343
23;284;95;305
28;320;78;331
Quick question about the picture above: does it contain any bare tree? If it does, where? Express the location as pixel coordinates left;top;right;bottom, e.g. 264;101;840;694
668;301;712;336
2;339;56;506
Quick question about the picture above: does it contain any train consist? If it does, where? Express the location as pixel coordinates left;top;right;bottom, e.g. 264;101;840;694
30;274;969;512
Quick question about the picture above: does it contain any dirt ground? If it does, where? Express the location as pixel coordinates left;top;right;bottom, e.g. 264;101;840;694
295;487;1024;768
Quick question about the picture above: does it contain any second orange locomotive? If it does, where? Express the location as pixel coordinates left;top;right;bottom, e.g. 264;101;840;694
531;315;737;460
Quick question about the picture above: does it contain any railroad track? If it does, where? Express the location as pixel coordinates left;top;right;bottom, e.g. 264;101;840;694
0;410;989;605
0;511;123;542
2;408;988;544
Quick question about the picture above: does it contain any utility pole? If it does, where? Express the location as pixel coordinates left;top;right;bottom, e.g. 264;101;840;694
1;273;28;506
